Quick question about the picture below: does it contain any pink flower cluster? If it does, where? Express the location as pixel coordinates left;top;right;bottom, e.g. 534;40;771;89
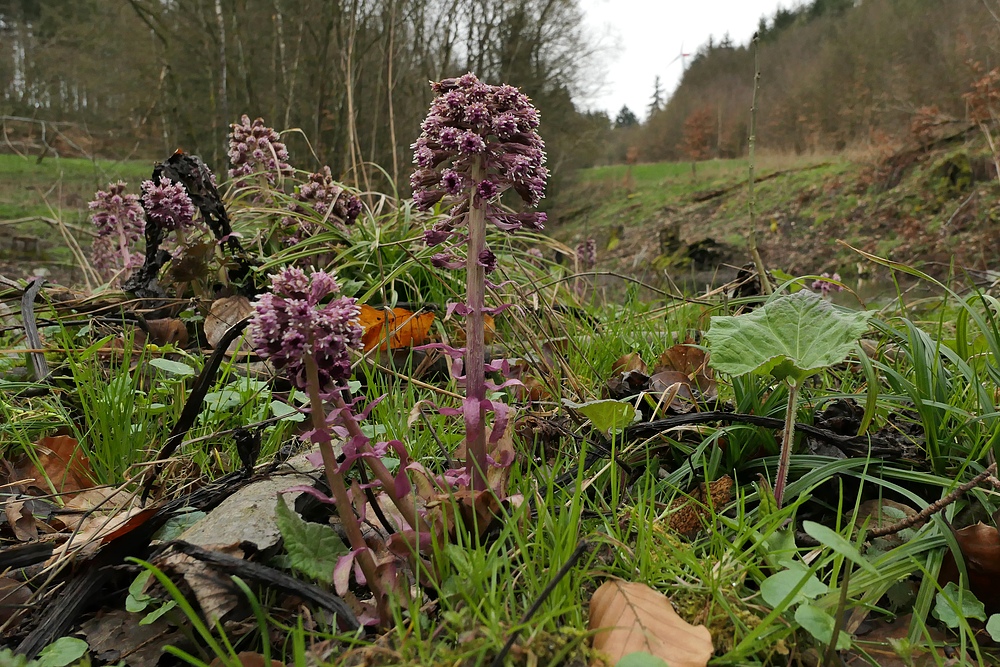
576;238;597;270
89;181;145;281
141;176;195;232
811;272;844;298
228;115;293;186
250;267;362;391
281;166;363;244
410;73;548;270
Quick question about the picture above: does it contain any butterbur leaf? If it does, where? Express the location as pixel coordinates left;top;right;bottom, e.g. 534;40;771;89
760;563;828;608
274;495;347;582
563;398;639;435
588;580;712;667
794;604;851;650
706;290;870;383
987;614;1000;642
932;582;986;628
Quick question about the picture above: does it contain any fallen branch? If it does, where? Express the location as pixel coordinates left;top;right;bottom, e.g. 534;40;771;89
866;463;997;538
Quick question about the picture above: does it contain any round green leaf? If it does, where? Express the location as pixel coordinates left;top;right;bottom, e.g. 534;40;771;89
149;358;196;377
760;564;828;609
706;290;871;382
37;637;89;667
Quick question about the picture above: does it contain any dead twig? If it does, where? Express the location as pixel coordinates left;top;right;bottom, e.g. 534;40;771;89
866;463;997;538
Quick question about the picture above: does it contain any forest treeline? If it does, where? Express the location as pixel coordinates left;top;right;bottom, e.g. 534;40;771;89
0;0;608;190
612;0;1000;164
2;0;999;190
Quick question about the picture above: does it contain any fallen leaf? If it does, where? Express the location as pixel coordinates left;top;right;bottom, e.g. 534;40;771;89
359;304;435;352
939;522;1000;614
654;341;716;397
612;353;647;376
210;653;284;667
0;577;32;625
588;580;713;667
5;499;39;542
145;318;189;348
11;435;95;497
156;546;243;625
205;296;255;357
846;614;957;667
81;608;185;667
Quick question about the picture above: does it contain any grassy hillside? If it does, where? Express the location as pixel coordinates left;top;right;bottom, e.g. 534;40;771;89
548;138;1000;292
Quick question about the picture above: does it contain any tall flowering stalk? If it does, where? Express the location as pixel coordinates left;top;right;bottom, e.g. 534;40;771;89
281;166;363;244
251;267;423;622
411;73;547;489
228;115;293;189
89;181;145;283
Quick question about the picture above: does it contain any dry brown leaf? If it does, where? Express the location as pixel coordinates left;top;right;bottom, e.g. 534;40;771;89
205;296;255;356
939;522;1000;614
81;608;184;667
11;435;95;497
5;499;39;542
846;614;957;667
588;580;713;667
612;352;647;376
145;318;189;348
654;341;716;397
0;577;32;625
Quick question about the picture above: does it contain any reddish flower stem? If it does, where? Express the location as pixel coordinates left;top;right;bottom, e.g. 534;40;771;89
303;354;384;618
464;158;488;491
328;391;425;533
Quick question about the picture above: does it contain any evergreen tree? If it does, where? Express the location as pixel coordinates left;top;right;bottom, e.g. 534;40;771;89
647;76;664;116
615;105;639;129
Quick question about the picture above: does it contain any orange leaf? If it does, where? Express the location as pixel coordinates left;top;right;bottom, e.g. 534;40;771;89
359;305;435;352
588;580;713;667
13;435;95;497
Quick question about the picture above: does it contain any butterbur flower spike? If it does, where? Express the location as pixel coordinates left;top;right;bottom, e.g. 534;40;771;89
228;114;293;186
141;176;195;232
411;72;548;263
281;166;362;244
89;181;145;282
811;272;843;298
250;267;363;391
576;238;597;270
412;73;545;490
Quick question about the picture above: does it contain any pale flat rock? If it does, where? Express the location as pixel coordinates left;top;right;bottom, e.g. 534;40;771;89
179;473;317;551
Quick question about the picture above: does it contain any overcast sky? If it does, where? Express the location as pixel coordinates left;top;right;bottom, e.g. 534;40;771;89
579;0;799;120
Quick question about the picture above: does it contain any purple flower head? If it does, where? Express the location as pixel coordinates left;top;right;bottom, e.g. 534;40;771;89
476;179;498;201
576;238;597;270
141;176;195;232
811;272;844;298
250;267;362;391
89;181;145;281
281;167;362;245
228;115;293;186
411;73;548;261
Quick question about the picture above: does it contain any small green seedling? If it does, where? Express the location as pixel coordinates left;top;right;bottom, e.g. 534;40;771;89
706;290;870;507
